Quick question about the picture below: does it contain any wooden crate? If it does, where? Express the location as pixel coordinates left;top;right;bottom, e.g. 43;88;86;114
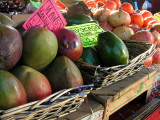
57;98;104;120
89;67;156;120
126;98;160;120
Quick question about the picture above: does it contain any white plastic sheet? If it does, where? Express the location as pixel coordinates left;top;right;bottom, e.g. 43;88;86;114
142;0;152;10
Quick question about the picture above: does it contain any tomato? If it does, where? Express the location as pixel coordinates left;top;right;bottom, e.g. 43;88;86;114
111;0;121;9
84;0;91;2
94;0;107;8
152;48;160;64
121;2;134;14
96;1;105;8
56;0;66;10
144;56;153;67
143;17;155;27
95;0;108;3
131;13;144;27
147;20;159;29
85;0;96;8
104;1;117;11
140;10;153;20
152;23;160;34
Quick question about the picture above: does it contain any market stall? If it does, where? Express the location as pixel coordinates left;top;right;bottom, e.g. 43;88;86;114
58;67;156;120
0;0;160;120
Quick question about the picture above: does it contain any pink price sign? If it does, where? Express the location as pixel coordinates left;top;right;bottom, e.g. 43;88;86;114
23;0;67;30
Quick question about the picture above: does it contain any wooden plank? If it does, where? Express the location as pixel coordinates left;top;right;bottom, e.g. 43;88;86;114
91;68;155;96
145;87;152;103
89;68;156;120
58;98;104;120
11;14;32;24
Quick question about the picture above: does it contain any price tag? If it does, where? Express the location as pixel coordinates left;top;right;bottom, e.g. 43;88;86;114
23;0;67;30
65;23;104;47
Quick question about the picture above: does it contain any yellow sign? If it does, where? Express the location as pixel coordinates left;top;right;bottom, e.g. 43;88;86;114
154;13;160;22
65;23;104;47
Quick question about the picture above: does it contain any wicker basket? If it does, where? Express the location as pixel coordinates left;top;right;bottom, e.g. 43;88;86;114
75;40;157;90
0;84;93;120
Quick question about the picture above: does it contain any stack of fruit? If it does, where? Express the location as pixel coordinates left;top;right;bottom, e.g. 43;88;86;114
0;12;85;110
0;0;25;14
65;0;160;68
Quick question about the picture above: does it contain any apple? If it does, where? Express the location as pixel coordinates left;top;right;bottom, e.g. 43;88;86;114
99;22;113;32
144;56;153;67
152;48;160;64
53;28;83;61
152;23;160;34
128;23;140;33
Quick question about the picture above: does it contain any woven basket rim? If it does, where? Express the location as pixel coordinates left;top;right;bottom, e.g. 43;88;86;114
0;84;93;119
77;41;156;70
75;41;157;89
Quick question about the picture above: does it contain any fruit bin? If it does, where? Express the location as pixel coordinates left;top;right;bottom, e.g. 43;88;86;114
0;84;93;120
75;40;157;90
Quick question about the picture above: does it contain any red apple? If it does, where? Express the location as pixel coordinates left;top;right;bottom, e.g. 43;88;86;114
128;23;140;33
99;22;113;32
144;56;153;67
152;23;160;34
152;48;160;64
53;28;83;61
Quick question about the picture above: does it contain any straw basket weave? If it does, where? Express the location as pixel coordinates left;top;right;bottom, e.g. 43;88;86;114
0;84;93;120
75;40;157;90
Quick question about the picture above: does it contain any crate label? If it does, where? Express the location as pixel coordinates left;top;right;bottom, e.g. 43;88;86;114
23;0;67;30
65;23;104;47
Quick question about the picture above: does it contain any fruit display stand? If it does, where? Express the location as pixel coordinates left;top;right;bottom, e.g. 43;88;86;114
89;67;156;120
